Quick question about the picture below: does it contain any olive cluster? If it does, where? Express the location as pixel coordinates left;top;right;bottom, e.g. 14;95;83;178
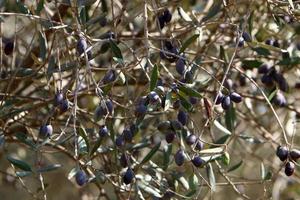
215;91;242;110
94;99;114;120
265;38;280;48
175;57;194;84
105;82;205;185
160;41;194;84
157;118;205;168
276;146;300;176
259;64;288;92
258;64;288;107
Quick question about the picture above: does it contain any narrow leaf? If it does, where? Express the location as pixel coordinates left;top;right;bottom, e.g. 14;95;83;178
250;41;281;52
214;135;230;145
16;171;32;177
177;7;192;22
260;163;265;180
7;156;32;172
222;152;230;166
288;0;295;9
80;6;87;25
140;142;161;165
138;182;162;198
178;94;193;112
238;134;262;144
178;175;190;190
200;147;223;154
252;47;270;56
15;132;36;149
264;171;272;180
180;34;199;53
242;60;263;69
37;164;62;173
225;105;235;132
206;163;216;191
68;167;77;180
150;64;158;91
163;91;172;111
178;85;202;98
39;31;47;61
90;138;102;156
268;88;277;101
185;189;197;197
47;56;56;80
78;136;88;154
163;144;172;170
227;160;243;172
109;40;123;60
220;46;229;63
188;174;198;191
101;0;108;13
36;0;44;14
248;11;254;35
78;125;90;153
213;120;231;135
201;154;223;162
201;0;222;22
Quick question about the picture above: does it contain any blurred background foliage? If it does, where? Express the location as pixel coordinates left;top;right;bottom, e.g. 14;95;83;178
1;0;300;199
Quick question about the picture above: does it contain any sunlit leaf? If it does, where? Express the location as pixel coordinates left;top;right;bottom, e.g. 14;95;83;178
16;171;32;177
78;125;90;153
221;152;230;166
213;120;231;135
238;134;262;144
288;0;295;9
200;147;224;154
188;174;198;191
178;175;189;190
138;181;162;198
177;7;192;22
68;167;77;180
206;163;216;191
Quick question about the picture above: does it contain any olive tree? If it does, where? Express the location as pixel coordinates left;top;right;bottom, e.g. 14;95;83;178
0;0;300;199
